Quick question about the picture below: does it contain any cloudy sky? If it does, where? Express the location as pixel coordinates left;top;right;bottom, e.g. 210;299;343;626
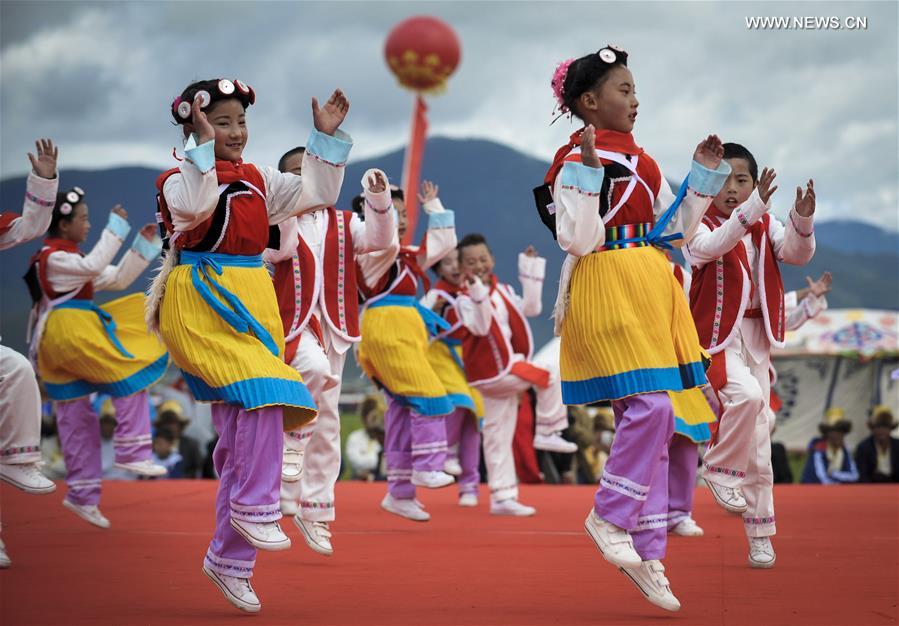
2;1;896;229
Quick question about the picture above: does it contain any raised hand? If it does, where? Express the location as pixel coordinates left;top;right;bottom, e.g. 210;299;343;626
757;167;779;204
28;138;58;179
806;271;832;297
693;134;724;171
418;180;439;204
580;124;600;168
139;223;157;241
523;244;538;257
191;98;215;145
111;204;128;221
794;179;816;217
312;89;349;136
368;171;387;194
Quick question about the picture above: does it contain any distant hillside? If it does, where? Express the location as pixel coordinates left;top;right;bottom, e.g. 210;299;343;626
2;137;897;356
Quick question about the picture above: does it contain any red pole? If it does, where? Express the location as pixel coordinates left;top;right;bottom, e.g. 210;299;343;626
400;94;428;244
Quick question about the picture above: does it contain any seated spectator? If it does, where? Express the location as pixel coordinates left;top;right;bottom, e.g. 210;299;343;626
855;405;899;483
97;399;134;481
154;400;203;478
800;407;859;484
572;406;614;484
771;426;793;484
152;426;184;478
345;395;386;481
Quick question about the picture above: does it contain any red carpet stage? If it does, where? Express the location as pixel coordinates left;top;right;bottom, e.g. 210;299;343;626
1;482;896;625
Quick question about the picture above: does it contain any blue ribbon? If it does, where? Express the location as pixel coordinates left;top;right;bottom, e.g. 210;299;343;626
604;176;690;251
440;336;467;372
367;295;451;337
179;251;279;357
55;300;134;359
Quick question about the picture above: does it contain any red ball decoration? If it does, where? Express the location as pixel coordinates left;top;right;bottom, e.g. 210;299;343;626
385;16;461;94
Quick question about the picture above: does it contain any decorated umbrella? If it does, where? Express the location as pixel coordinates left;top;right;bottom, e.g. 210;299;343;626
384;16;461;243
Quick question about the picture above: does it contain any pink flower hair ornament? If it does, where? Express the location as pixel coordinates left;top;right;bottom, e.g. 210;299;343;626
551;58;576;114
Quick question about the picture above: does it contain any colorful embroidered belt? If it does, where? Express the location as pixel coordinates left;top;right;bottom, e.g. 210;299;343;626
598;223;653;251
367;295;451;337
55;300;134;359
179;250;279;357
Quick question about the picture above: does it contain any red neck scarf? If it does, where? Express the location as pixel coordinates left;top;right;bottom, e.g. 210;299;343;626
545;128;643;185
399;246;430;292
42;237;80;253
214;159;254;185
434;278;461;296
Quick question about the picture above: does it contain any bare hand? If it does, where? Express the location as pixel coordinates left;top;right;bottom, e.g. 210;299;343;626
28;138;58;179
139;223;156;241
523;245;538;257
312;89;349;136
580;125;600;169
191;98;215;145
806;271;832;297
794;179;815;217
418;180;439;204
367;171;387;194
692;134;724;171
111;204;128;220
757;167;779;205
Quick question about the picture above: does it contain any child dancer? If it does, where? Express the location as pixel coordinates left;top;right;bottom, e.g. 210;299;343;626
0;139;60;568
356;181;459;522
26;188;168;529
266;158;395;556
421;251;490;506
148;78;351;613
685;142;815;568
547;45;730;610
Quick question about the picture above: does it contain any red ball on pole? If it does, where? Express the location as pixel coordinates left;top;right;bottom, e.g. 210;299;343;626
385;16;461;93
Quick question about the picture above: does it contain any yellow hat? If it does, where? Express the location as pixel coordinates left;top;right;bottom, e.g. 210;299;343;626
99;398;115;420
869;405;898;429
820;406;851;434
157;399;187;422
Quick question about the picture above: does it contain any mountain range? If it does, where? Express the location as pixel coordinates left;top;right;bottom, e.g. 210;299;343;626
1;137;897;357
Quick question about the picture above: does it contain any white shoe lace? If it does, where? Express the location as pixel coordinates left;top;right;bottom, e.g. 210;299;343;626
750;537;774;558
21;464;48;481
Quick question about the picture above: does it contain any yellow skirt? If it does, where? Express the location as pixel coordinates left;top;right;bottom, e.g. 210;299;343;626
39;293;169;401
357;304;453;416
426;339;483;418
560;246;707;404
159;262;315;431
668;388;716;443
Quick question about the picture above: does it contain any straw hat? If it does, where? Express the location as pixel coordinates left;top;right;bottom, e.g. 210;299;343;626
868;405;898;430
819;406;852;435
156;399;188;423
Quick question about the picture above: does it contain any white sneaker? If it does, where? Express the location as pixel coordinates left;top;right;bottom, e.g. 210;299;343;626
381;494;430;521
748;536;776;568
280;498;299;517
0;539;10;569
490;499;537;517
281;450;304;483
115;459;167;477
670;517;704;537
293;517;333;556
458;493;478;507
229;519;291;551
618;560;681;612
533;432;578;454
411;470;454;489
63;499;111;529
443;458;463;477
0;463;57;494
202;565;261;613
584;510;641;568
705;479;748;513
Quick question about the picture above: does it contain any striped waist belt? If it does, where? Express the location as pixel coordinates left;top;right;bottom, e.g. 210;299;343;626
596;222;653;252
55;300;134;359
178;250;278;357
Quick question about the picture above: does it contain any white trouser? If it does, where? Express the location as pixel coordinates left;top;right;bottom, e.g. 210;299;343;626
281;327;346;523
702;338;775;537
0;345;42;465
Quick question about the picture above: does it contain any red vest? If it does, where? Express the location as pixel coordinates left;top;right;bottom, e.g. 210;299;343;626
0;212;19;237
156;161;269;255
271;208;361;354
689;211;785;356
446;278;536;386
30;238;94;301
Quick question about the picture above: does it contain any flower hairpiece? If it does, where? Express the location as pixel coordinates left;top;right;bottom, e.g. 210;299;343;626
171;79;256;122
58;187;84;216
551;58;576;114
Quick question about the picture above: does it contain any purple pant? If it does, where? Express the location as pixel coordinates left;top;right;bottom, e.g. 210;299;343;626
444;408;480;496
384;398;447;499
56;391;152;506
667;434;699;530
594;392;674;561
203;404;283;580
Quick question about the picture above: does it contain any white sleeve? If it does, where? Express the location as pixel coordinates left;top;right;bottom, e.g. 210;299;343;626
45;219;129;293
0;173;58;251
416;199;457;271
456;278;493;336
657;160;732;246
518;253;545;317
263;129;353;225
785;292;827;331
263;217;299;265
163;139;221;232
771;209;815;266
683;188;769;268
552;162;605;256
93;234;162;292
351;169;397;254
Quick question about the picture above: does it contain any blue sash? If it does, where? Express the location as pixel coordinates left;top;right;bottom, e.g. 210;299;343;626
367;295;451;337
55;300;134;359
